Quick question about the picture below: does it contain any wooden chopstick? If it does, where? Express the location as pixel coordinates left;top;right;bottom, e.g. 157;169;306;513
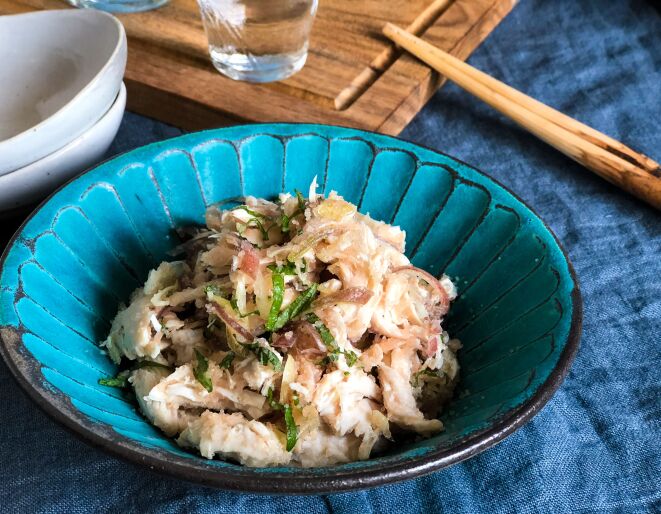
335;0;454;111
383;23;661;210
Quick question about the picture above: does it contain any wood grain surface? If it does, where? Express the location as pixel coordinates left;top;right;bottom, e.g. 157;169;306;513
0;0;517;134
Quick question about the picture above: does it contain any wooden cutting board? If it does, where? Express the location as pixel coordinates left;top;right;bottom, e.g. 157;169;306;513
1;0;516;135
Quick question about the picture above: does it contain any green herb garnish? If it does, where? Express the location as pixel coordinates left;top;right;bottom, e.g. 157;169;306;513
277;213;291;233
267;261;297;275
204;284;223;297
98;370;130;388
295;189;306;211
307;313;358;367
219;351;235;369
233;206;271;240
229;298;259;318
267;388;298;451
411;368;438;387
193;349;213;392
277;190;306;234
265;270;285;331
306;313;333;344
266;261;317;332
283;405;298;451
249;218;270;240
271;284;319;331
133;360;174;372
266;387;280;410
344;350;358;367
98;377;127;388
244;343;283;371
100;359;175;388
233;205;266;219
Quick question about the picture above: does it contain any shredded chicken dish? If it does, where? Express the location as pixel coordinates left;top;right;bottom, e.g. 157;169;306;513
100;181;460;467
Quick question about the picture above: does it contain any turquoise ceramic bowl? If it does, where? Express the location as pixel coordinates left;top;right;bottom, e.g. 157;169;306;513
0;124;581;493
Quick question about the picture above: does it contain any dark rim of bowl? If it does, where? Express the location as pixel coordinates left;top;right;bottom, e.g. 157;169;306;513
0;123;582;494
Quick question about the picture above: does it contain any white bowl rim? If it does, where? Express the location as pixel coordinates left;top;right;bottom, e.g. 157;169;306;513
0;82;127;215
1;82;127;178
0;9;126;149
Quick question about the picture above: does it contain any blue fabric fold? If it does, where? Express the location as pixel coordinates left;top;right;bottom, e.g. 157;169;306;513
1;0;659;512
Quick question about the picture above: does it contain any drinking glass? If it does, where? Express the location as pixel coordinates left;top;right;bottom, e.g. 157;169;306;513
196;0;319;83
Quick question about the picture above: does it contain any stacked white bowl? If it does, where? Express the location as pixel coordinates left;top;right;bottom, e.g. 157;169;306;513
0;9;127;215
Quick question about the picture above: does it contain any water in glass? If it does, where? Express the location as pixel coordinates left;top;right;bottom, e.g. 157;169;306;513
197;0;318;83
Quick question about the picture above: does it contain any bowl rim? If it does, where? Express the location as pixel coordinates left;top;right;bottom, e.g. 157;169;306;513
0;9;126;174
0;83;127;214
0;123;582;494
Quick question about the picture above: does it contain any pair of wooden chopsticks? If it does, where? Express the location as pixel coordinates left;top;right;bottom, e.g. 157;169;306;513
383;23;661;210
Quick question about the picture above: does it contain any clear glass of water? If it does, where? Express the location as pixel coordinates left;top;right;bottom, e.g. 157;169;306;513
196;0;319;83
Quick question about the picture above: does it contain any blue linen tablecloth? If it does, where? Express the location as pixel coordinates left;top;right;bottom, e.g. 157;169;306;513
1;0;659;512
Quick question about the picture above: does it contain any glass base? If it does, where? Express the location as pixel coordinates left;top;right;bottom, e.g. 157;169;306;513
208;48;308;83
66;0;168;14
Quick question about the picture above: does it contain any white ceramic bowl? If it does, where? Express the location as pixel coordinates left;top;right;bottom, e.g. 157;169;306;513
0;83;126;214
0;9;126;176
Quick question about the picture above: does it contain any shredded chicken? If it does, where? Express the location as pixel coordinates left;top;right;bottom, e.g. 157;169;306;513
178;411;291;467
145;362;271;421
131;367;190;437
294;427;361;467
378;345;444;434
99;183;459;467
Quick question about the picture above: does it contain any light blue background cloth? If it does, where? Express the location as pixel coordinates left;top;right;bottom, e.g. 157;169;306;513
1;0;659;512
